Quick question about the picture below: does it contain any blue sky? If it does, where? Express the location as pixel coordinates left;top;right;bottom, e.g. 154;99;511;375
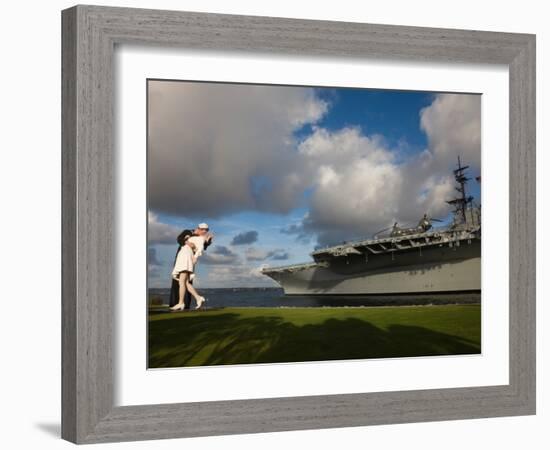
309;88;432;150
147;81;481;288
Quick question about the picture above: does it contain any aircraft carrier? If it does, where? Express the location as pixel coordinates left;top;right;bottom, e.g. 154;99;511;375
262;159;481;296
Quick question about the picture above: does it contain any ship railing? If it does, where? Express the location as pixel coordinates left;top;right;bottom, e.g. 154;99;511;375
311;227;480;258
260;261;327;274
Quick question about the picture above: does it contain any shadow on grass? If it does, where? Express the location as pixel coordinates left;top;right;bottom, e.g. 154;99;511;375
148;312;481;368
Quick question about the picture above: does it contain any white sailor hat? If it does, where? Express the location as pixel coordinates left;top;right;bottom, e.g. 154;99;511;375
198;222;209;230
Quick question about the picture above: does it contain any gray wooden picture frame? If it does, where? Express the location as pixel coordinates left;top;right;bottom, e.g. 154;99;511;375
61;4;536;444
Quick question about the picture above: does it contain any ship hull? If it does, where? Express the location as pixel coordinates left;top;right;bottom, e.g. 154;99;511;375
264;241;480;296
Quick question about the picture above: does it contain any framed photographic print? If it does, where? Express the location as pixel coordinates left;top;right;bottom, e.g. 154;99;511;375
62;5;536;444
146;79;483;368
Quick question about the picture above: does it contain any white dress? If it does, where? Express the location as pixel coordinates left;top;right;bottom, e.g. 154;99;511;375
187;235;206;256
171;245;195;280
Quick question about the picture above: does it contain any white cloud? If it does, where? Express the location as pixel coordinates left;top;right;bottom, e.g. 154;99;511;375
198;263;277;288
245;247;289;261
148;81;328;217
148;212;180;245
147;247;163;277
294;125;455;244
200;245;240;265
148;87;480;253
420;93;481;171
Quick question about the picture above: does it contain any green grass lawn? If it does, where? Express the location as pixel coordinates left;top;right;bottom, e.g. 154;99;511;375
148;305;481;368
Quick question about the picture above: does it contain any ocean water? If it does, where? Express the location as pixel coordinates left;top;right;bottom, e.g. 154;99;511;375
148;287;481;308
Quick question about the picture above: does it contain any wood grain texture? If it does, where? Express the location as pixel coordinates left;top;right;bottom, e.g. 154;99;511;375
61;4;536;444
61;7;77;443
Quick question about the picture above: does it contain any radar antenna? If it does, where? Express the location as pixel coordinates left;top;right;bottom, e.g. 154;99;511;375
446;156;474;224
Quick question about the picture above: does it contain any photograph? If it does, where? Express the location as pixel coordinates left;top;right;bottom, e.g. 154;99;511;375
146;80;482;368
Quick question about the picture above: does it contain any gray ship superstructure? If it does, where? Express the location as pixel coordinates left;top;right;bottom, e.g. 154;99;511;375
262;159;481;296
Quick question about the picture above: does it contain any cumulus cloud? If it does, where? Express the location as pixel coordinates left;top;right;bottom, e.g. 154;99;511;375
280;222;311;243
200;263;277;288
148;247;161;265
148;85;480;250
245;247;290;261
271;251;290;261
148;81;328;218
147;247;163;276
231;230;259;245
148;212;181;245
200;245;240;265
420;93;481;171
283;93;481;245
293;125;455;245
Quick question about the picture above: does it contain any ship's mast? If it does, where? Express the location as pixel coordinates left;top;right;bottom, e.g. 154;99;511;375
446;156;474;223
